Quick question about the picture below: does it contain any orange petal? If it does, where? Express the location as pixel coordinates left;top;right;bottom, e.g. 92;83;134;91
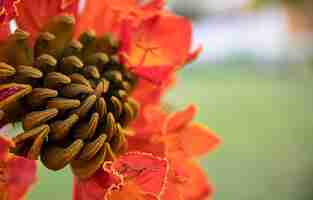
5;155;37;200
131;74;175;107
73;169;123;200
161;179;184;200
76;0;163;38
76;0;119;37
127;136;166;158
163;104;197;134
130;65;174;85
108;0;164;22
16;0;78;39
107;182;158;200
120;13;192;71
111;152;168;197
165;123;220;158
131;105;167;137
178;160;213;200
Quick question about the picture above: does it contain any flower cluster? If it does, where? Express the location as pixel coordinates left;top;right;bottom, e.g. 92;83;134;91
0;0;220;200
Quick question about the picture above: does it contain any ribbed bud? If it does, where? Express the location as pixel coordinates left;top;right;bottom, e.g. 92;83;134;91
0;63;16;77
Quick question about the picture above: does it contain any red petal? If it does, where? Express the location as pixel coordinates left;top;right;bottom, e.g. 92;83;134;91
5;156;37;200
0;24;10;40
0;134;14;160
76;0;163;38
131;75;175;108
0;135;37;200
186;45;203;64
131;105;167;137
130;65;174;85
61;0;77;10
109;0;164;11
161;167;186;200
141;0;165;10
127;135;166;158
163;105;197;134
111;152;168;197
161;180;184;200
107;182;159;200
120;14;192;72
73;169;123;200
0;0;20;24
165;123;220;158
16;0;78;39
163;159;213;200
76;0;119;37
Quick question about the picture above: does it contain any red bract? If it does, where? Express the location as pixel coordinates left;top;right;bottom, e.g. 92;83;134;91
120;14;192;68
0;135;37;200
131;75;175;108
0;0;20;39
73;169;123;200
15;0;78;41
119;14;192;83
74;152;168;200
76;0;164;37
0;0;20;24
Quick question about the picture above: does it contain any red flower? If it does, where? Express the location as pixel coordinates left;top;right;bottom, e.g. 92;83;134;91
0;0;220;199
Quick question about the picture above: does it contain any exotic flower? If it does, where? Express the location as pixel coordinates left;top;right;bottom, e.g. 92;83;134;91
0;0;219;199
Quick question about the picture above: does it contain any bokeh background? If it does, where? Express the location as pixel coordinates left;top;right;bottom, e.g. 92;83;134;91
25;0;313;199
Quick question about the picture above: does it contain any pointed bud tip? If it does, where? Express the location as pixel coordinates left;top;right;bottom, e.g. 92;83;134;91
57;14;76;26
12;29;30;40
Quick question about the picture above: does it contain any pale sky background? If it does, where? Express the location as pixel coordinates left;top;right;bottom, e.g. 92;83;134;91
170;0;311;64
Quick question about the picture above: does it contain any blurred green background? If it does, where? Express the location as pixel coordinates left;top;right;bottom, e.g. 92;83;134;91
27;63;313;200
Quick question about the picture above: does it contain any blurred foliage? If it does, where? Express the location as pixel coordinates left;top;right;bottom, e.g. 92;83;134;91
249;0;308;8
